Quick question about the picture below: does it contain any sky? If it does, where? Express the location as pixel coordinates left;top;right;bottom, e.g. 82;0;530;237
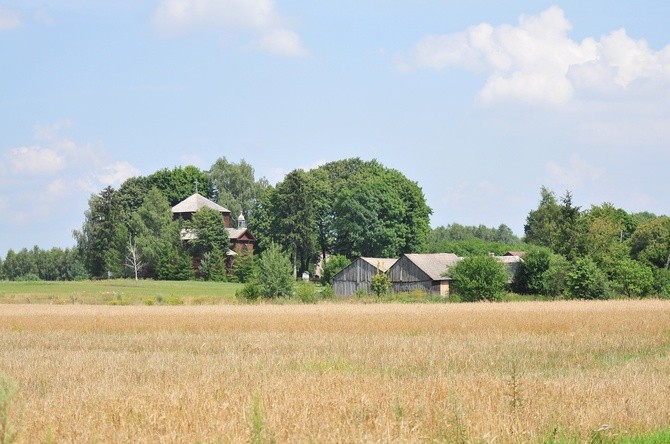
1;1;669;257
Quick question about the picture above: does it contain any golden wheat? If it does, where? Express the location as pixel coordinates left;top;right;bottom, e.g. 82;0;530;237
1;300;669;443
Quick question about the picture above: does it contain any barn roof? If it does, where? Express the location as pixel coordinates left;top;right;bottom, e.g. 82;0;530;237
503;251;526;258
402;253;461;280
226;227;256;241
172;193;230;214
359;257;397;272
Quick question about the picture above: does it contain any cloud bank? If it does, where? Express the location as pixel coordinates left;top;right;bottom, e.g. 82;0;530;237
0;123;140;226
403;6;670;106
0;5;21;30
152;0;309;57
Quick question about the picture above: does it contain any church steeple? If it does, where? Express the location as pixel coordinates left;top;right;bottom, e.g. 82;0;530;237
237;212;246;229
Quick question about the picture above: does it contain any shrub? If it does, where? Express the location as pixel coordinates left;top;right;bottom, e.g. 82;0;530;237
370;271;391;296
653;268;670;298
295;282;318;304
320;255;350;285
320;284;335;300
565;258;609;300
237;281;263;301
609;258;654;297
447;255;507;302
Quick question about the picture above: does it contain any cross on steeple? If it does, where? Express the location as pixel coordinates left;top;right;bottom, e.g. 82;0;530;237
195;178;199;194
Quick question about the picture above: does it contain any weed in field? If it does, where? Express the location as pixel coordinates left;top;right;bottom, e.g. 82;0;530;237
0;375;17;444
165;295;184;305
249;393;273;444
295;283;318;304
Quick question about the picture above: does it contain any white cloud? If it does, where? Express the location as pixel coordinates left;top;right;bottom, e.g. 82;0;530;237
257;28;309;58
2;123;141;232
7;146;65;174
153;0;276;31
403;6;670;106
97;161;141;186
545;155;605;189
0;5;21;31
152;0;308;57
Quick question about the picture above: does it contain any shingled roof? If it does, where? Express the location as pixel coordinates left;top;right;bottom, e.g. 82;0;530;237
171;193;230;214
402;253;461;280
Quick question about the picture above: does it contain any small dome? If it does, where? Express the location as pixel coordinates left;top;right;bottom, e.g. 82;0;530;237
237;212;247;228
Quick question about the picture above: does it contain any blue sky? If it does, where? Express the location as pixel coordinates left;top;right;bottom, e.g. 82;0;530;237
1;1;669;257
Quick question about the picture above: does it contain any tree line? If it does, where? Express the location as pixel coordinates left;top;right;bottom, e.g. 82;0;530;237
0;157;433;282
3;159;668;301
442;187;670;301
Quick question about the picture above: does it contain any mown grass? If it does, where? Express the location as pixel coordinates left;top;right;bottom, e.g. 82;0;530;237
0;279;243;305
1;301;670;442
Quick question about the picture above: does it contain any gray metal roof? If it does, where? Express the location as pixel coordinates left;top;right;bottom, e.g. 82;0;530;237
171;193;230;214
359;257;398;272
402;253;461;280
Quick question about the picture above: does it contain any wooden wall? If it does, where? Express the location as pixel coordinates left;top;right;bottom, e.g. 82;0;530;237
333;259;378;296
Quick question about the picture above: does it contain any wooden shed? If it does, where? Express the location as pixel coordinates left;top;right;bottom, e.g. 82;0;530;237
388;253;461;296
333;257;398;296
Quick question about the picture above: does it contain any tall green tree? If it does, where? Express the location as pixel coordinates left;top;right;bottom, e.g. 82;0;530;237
130;187;177;278
208;157;269;220
524;187;561;249
73;186;124;277
524;188;585;259
555;191;585;259
146;165;213;206
188;207;230;258
255;169;318;273
252;158;431;268
581;203;632;267
630;216;670;269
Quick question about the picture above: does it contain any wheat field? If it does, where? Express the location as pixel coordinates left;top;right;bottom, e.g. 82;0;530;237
1;300;669;443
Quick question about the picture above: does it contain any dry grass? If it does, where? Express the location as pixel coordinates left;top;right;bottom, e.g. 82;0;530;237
1;300;669;443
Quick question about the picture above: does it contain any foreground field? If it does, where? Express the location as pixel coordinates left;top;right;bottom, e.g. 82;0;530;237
1;301;669;443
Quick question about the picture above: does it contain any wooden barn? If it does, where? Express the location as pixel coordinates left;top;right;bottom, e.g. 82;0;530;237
387;253;461;296
333;257;397;296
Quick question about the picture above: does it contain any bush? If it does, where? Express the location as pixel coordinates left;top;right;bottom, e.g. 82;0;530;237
512;247;568;297
320;255;350;285
565;258;609;300
370;271;391;296
447;255;508;302
653;268;670;297
610;258;654;297
295;282;318;304
319;284;335;300
237;281;262;301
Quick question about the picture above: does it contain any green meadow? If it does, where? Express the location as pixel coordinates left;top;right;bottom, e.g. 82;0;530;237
0;279;243;305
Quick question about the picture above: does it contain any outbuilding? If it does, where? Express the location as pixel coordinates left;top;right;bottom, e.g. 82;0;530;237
387;253;461;296
333;257;397;296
